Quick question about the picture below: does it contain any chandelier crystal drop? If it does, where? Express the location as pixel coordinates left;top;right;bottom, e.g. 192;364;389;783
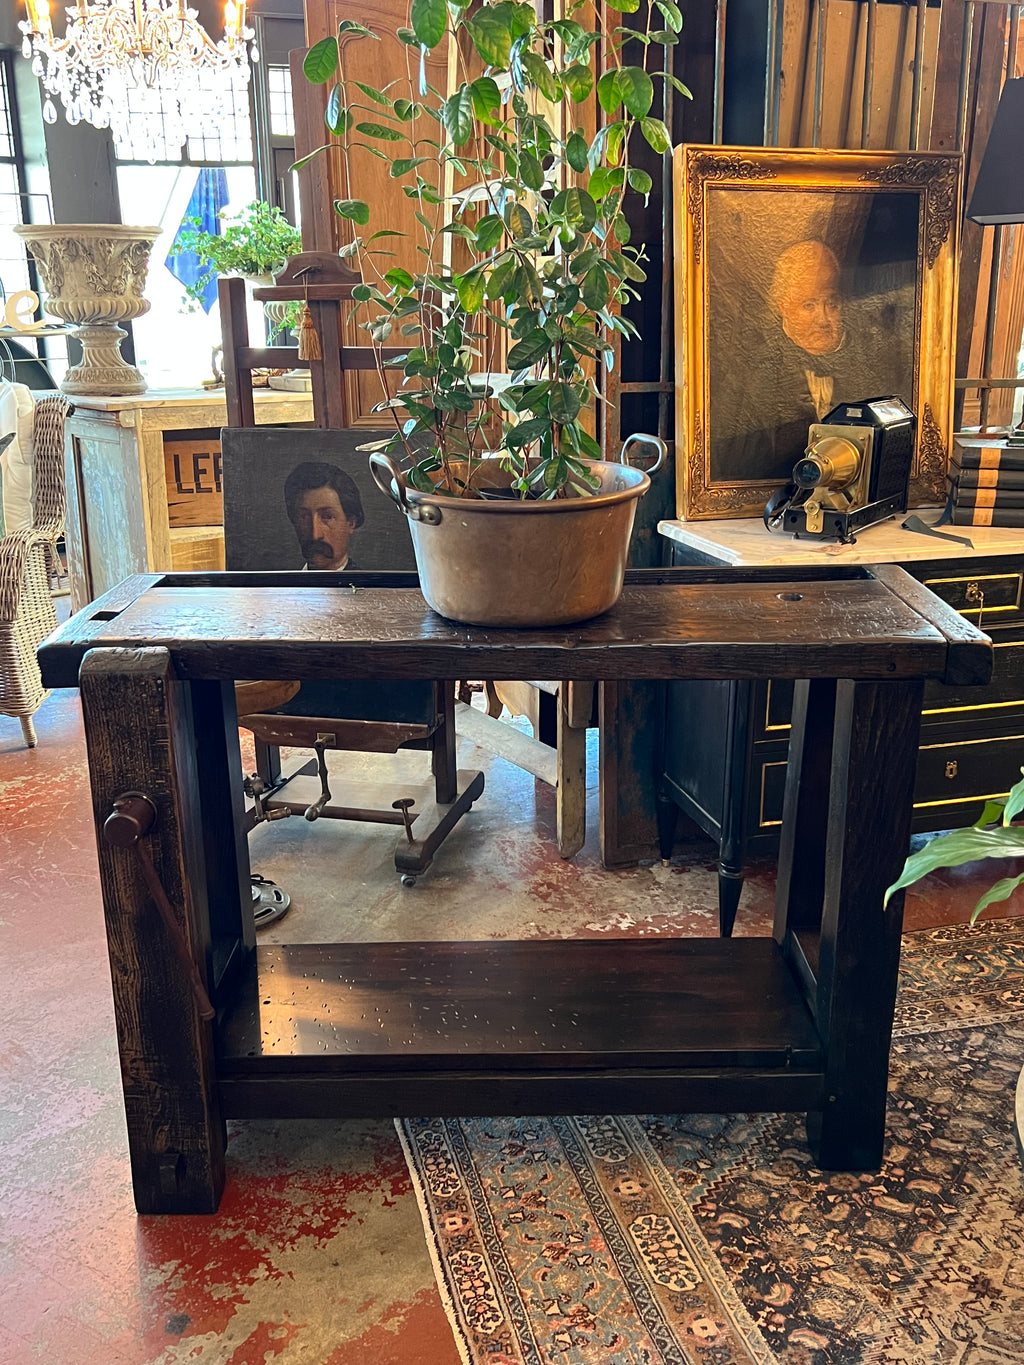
19;0;256;158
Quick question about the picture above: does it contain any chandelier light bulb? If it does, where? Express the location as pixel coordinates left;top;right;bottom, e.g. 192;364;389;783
19;0;254;157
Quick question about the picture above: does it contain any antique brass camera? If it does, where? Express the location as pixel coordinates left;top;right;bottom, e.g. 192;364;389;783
764;396;916;543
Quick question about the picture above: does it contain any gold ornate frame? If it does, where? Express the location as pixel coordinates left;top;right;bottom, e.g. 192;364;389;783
673;146;960;520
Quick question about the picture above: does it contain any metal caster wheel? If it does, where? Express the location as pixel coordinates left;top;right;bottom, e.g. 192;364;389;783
401;874;417;888
251;874;290;928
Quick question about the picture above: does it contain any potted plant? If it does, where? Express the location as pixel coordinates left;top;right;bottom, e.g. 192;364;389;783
298;0;684;625
170;199;303;336
886;771;1024;921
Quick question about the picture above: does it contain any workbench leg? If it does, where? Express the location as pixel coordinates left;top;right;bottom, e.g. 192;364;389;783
807;677;923;1172
774;678;836;942
81;647;227;1214
556;683;587;859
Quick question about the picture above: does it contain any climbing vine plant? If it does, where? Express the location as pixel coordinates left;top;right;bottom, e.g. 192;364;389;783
301;0;688;496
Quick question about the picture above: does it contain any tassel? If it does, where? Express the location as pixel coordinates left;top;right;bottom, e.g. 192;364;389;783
297;304;322;361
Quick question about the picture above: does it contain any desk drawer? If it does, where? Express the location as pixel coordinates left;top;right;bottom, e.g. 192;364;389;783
913;733;1024;813
919;571;1023;622
922;629;1024;722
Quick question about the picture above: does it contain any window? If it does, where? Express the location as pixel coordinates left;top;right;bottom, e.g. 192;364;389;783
268;66;294;139
114;72;259;388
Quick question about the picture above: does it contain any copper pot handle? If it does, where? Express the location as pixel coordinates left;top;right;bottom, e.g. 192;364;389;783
620;433;666;476
369;451;410;513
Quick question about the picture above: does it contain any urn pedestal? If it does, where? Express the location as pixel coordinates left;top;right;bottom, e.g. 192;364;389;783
13;224;161;397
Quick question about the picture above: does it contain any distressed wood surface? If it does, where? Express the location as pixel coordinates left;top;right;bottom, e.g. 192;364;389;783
39;568;992;689
80;648;227;1214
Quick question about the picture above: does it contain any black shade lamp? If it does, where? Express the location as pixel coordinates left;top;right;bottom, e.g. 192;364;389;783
968;79;1024;225
967;77;1024;443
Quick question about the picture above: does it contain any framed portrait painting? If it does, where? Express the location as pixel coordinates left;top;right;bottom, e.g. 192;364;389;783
220;426;417;573
673;146;960;519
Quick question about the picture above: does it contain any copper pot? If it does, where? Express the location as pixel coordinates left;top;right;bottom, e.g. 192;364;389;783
369;435;665;627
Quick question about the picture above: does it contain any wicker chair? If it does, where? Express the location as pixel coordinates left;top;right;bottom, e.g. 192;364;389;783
0;394;71;747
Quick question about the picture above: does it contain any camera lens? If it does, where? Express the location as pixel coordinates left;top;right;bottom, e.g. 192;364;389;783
794;458;821;487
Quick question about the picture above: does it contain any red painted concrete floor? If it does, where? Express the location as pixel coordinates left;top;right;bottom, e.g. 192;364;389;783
1;691;1020;1364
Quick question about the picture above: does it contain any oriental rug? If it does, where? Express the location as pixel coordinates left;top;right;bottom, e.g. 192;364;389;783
397;920;1024;1365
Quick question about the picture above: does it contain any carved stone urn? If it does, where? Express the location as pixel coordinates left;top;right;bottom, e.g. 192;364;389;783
13;223;161;396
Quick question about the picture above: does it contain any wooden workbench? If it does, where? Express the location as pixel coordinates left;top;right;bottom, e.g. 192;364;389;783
38;565;991;1214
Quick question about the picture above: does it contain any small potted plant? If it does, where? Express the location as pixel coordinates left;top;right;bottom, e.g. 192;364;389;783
298;1;685;625
886;770;1024;920
171;199;303;335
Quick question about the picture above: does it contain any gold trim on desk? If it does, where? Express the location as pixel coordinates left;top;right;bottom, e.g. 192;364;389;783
758;760;787;828
915;790;1013;809
922;572;1022;615
918;733;1024;750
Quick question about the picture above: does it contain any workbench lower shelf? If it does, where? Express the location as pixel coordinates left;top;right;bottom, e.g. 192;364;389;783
215;938;825;1118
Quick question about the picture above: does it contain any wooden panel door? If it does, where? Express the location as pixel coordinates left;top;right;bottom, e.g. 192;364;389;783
299;0;449;425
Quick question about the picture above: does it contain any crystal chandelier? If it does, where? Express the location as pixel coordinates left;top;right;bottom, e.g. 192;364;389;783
19;1;258;157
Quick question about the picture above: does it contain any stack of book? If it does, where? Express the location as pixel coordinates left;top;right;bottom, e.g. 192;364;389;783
948;435;1024;527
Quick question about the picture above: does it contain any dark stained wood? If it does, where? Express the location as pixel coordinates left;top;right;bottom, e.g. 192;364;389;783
773;678;837;948
220;278;255;430
869;562;996;685
599;681;666;867
217;939;822;1072
219;1069;824;1121
188;680;253;996
79;648;225;1214
808;677;924;1172
62;566;995;1210
240;715;432;752
39;572;992;690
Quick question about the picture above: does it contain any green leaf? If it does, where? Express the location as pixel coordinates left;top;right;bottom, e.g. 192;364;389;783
884;824;1024;907
613;214;631;243
504;202;533;238
471;76;502;123
640;116;672;154
605;0;640;10
384;267;415;289
356;121;405;141
582;266;610;309
337;19;377;39
474;214;505;252
520;51;559;102
596;70;621;115
368;229;405;241
442;84;474;144
548;382;581;423
560;64;594;103
627;167;653;194
389;157;428;177
519;150;545;190
335;198;370;224
507;328;551;370
654;70;694;99
565;131;589;174
354;81;390;106
466;8;513;67
588;165;624;199
975;800;1008;829
515;262;545;306
971;871;1024;921
552;186;598;231
325;86;350;135
352;284;373;301
1002;770;1024;823
410;0;446;49
457;270;486;313
303;38;338;83
393;98;416;120
655;0;683;31
617;66;654;117
486;256;517;299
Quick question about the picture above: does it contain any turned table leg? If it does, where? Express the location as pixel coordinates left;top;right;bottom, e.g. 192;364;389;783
81;647;231;1213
